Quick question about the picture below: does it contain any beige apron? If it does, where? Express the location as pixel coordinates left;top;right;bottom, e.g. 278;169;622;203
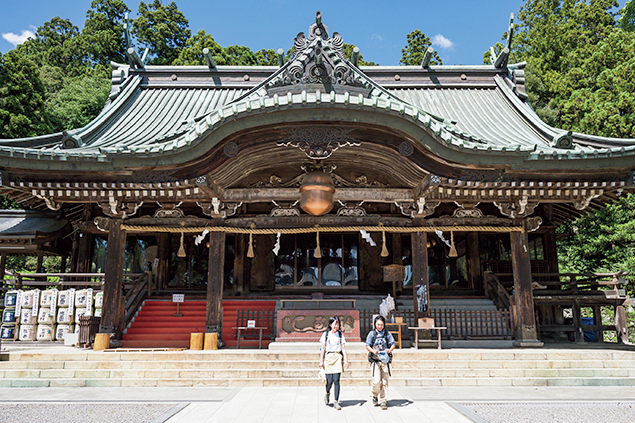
324;351;343;374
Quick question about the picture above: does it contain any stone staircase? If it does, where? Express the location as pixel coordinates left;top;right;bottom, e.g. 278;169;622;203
2;346;635;388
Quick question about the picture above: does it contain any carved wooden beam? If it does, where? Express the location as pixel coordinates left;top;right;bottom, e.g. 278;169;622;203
222;187;413;203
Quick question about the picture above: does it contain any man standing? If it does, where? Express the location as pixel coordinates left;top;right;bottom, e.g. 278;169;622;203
365;315;396;410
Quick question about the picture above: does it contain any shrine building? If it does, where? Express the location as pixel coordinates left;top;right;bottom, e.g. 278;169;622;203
1;12;634;348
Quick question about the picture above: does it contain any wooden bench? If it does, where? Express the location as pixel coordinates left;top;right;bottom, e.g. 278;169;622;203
235;309;275;348
409;318;446;349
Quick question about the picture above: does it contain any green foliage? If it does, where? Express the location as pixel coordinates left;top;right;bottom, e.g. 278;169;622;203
620;0;635;31
342;44;378;66
0;195;21;209
172;29;222;66
133;0;191;65
46;74;111;131
0;49;52;138
508;0;635;133
17;17;86;77
558;193;635;294
82;0;131;65
400;30;443;66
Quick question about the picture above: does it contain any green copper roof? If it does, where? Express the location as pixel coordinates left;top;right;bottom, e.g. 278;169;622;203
1;17;635;170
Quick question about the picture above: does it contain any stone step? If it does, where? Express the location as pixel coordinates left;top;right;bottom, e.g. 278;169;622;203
2;347;635;387
4;358;635;371
2;367;633;380
3;376;635;388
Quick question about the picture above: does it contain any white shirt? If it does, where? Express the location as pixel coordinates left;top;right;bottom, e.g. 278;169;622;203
320;330;346;353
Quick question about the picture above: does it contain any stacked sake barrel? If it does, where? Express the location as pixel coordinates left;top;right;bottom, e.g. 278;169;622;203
0;288;103;343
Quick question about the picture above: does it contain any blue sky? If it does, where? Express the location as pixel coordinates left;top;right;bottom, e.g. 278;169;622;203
2;0;533;65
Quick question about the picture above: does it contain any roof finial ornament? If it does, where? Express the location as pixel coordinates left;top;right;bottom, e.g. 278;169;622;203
203;48;217;70
490;12;514;68
421;46;435;69
351;47;360;67
309;11;329;40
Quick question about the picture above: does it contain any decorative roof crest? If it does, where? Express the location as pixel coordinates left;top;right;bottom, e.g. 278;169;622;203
266;11;370;95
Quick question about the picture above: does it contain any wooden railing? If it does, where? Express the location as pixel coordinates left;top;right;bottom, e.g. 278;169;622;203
236;309;276;340
124;271;153;329
487;270;632;343
483;271;512;309
359;307;514;341
4;272;105;288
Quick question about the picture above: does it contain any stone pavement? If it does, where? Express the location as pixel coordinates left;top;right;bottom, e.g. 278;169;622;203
2;386;635;422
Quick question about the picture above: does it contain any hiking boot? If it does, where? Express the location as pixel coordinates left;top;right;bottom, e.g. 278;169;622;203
324;393;329;405
381;403;388;410
333;401;341;410
372;396;378;406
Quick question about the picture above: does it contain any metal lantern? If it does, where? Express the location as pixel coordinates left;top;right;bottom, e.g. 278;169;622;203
299;171;335;216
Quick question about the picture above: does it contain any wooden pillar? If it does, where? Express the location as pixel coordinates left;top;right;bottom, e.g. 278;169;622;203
70;232;79;273
206;231;225;338
466;232;482;291
411;231;430;319
544;204;559;274
60;255;67;273
233;234;246;293
100;220;127;337
510;230;543;347
36;250;44;273
592;306;602;343
615;305;628;344
76;233;93;273
156;233;170;292
0;252;6;280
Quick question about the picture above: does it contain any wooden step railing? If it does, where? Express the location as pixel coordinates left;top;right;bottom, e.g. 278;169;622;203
359;307;514;340
123;271;153;329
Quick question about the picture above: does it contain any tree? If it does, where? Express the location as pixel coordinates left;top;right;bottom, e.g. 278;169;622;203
558;193;635;293
218;45;277;66
46;74;110;132
17;17;86;76
133;0;191;65
619;0;635;31
511;0;620;127
82;0;131;66
0;50;52;138
400;30;443;66
172;29;223;66
342;44;378;66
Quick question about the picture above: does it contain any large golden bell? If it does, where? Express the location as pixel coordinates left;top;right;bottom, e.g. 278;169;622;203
299;171;335;216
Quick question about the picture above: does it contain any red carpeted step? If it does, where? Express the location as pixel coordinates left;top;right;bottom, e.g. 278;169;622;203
123;299;276;348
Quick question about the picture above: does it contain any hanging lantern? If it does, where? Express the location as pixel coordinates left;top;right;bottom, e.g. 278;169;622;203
299;171;335;216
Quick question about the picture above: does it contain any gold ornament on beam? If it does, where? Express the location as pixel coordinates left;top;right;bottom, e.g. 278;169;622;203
449;231;458;258
177;232;186;258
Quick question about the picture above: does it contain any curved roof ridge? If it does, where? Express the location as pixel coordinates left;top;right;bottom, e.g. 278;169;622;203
494;74;635;152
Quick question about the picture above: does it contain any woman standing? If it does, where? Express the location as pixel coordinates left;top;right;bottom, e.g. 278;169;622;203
319;316;349;410
365;315;396;410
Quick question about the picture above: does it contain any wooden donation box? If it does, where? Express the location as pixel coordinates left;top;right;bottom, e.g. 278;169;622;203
275;299;361;342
